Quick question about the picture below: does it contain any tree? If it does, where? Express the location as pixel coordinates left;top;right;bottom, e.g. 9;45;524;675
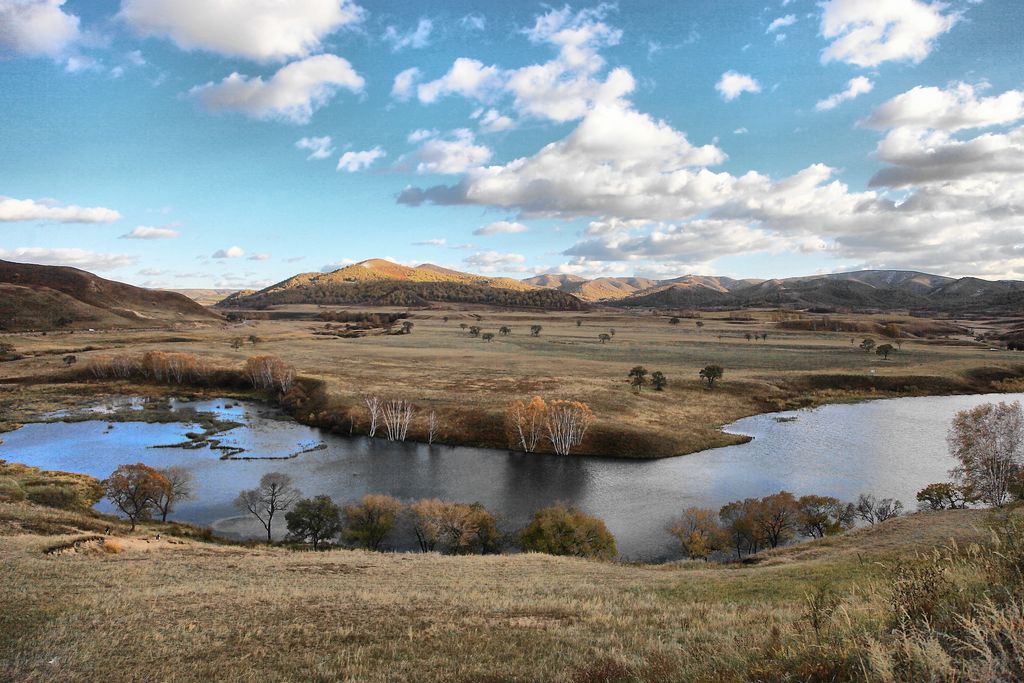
230;338;244;350
459;323;468;332
518;504;616;560
443;316;449;324
796;495;854;538
915;482;974;511
234;472;302;543
506;396;547;452
248;334;262;346
745;332;753;342
381;399;414;441
876;343;894;360
859;338;876;354
854;493;903;524
754;490;800;548
0;341;15;356
410;499;501;555
948;401;1024;507
468;326;481;337
154;466;194;522
401;321;414;334
576;319;582;327
546;400;594;456
598;333;611;344
670;317;681;325
285;495;342;549
530;325;543;337
696;321;704;333
244;355;295;393
342;494;402;550
499;326;511;336
670;507;726;560
628;365;648;392
427;410;440;445
482;332;495;342
719;498;763;558
62;354;77;367
105;463;168;531
651;371;667;391
700;364;723;388
363;395;382;437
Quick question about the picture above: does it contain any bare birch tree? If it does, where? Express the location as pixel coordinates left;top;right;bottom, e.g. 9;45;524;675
545;400;594;456
427;410;440;445
363;395;382;437
382;399;414;441
505;397;547;452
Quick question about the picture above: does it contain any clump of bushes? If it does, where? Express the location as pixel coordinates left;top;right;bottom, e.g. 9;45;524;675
518;504;617;560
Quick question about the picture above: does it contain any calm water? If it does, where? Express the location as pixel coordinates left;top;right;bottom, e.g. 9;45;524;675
3;393;1021;559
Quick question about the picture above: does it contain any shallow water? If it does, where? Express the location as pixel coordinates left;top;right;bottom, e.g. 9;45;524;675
3;393;1021;559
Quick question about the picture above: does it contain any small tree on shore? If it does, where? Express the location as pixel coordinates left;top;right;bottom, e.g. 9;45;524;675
105;463;168;531
700;364;723;388
628;366;648;392
363;395;382;437
670;507;726;560
427;410;440;445
342;494;402;550
245;355;295;393
154;466;194;523
285;495;342;549
948;401;1024;507
381;399;414;441
234;473;302;544
506;397;547;453
517;504;616;559
545;400;593;456
796;495;855;538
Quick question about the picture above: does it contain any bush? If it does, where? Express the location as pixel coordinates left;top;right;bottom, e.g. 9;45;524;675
0;478;26;502
517;504;616;560
25;484;81;510
342;494;402;551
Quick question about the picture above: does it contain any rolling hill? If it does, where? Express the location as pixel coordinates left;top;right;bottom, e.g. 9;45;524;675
219;259;585;310
0;260;222;331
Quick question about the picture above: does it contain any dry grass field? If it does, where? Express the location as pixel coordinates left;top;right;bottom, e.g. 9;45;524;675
2;307;1023;457
0;499;1009;683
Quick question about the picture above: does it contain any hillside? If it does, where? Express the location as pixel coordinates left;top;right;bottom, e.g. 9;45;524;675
0;260;221;331
0;498;1006;682
220;259;584;310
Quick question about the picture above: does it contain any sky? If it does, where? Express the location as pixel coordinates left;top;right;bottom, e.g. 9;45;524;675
1;0;1022;290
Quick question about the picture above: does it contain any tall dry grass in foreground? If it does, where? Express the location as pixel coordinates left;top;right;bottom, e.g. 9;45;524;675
1;500;1021;682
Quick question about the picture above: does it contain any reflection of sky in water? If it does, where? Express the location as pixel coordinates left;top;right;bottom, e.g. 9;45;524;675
4;393;1022;560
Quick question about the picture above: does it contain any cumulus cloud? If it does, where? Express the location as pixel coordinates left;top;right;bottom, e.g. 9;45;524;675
463;250;527;272
716;71;761;101
862;82;1024;132
474;221;528;236
766;14;796;33
474;108;517;133
121;225;180;239
296;136;334;160
0;196;121;223
0;0;80;57
0;247;136;270
819;0;960;67
337;146;385;172
190;55;364;124
815;76;874;112
412;129;491;174
212;246;245;259
119;0;365;62
383;18;432;51
409;5;634;123
391;67;421;101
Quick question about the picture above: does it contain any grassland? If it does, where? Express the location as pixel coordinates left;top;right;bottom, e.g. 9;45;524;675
0;496;1012;682
2;307;1023;457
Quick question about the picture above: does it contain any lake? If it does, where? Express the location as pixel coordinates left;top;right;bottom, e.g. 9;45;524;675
3;392;1020;559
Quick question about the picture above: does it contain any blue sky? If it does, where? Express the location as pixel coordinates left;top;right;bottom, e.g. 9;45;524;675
1;0;1022;289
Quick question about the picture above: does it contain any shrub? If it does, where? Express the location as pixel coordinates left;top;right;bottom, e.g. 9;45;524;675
285;495;343;549
0;478;26;502
518;504;616;560
25;484;81;510
342;494;402;550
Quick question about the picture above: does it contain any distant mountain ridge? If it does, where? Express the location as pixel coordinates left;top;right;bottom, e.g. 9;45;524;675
0;259;221;331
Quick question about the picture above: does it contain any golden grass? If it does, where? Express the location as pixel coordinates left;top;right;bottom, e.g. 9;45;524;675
0;501;996;682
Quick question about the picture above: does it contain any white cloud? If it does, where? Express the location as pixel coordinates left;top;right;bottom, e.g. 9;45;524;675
121;225;180;239
475;108;517;133
815;76;874;112
417;58;504;104
716;71;761;101
413;129;491;174
337;146;385;172
0;247;136;270
0;196;121;223
213;246;245;259
733;127;749;135
460;13;486;32
819;0;960;67
190;55;364;124
0;0;80;57
474;221;528;236
119;0;365;62
413;238;447;246
407;128;437;143
766;14;796;33
296;136;334;160
863;82;1024;132
391;67;421;101
463;250;527;272
383;18;432;51
248;253;271;261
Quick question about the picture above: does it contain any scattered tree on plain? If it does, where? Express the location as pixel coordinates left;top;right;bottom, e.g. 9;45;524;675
285;495;343;549
700;364;723;388
876;343;894;360
469;326;481;337
482;332;495;342
628;365;648;392
517;504;616;560
248;335;262;346
499;326;511;336
104;463;169;531
234;472;302;544
530;325;543;337
154;466;194;522
860;338;876;354
670;317;680;325
459;323;467;332
651;371;667;391
947;401;1024;507
342;494;402;550
598;333;611;344
62;354;76;367
401;321;414;334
